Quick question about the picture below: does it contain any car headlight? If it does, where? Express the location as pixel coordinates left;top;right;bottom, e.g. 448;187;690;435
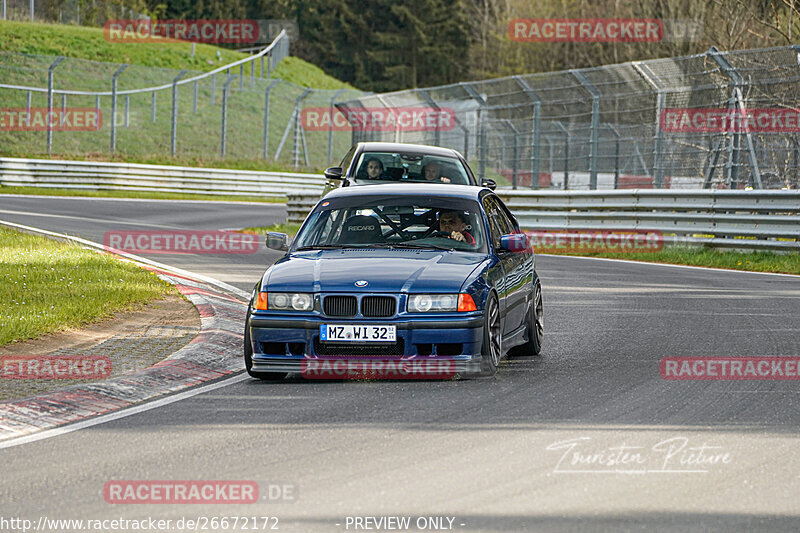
258;292;314;311
407;294;458;313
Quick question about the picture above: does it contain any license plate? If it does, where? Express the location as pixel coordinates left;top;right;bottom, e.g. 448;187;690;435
320;325;396;342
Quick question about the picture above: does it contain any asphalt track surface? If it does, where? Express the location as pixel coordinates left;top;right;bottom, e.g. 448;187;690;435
2;194;800;532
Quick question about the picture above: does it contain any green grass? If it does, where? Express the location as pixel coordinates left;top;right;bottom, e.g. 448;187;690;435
0;185;285;203
0;20;352;89
0;227;174;345
239;222;302;236
0;20;361;170
553;246;800;275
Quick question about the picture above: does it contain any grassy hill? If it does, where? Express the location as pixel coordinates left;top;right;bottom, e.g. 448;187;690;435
0;20;352;90
0;20;360;173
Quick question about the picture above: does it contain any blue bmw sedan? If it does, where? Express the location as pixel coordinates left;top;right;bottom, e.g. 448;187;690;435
244;184;543;380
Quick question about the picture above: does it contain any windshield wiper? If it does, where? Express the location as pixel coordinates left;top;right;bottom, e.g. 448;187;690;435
367;242;454;251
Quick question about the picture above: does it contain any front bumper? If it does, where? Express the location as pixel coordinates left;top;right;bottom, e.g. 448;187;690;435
248;313;484;376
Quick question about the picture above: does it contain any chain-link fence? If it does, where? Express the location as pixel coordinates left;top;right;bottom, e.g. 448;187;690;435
0;31;366;169
3;36;800;187
337;46;800;190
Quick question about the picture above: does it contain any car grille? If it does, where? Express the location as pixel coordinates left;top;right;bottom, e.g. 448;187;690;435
314;338;405;357
361;296;396;317
323;295;357;317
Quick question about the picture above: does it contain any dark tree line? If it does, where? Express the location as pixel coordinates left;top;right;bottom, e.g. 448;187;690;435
119;0;800;92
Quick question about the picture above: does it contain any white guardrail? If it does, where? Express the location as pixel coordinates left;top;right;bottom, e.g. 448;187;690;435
0;157;325;199
497;189;800;251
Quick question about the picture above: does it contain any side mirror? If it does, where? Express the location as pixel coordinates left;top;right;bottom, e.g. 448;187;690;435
324;167;344;180
265;232;290;251
481;178;497;190
499;233;529;253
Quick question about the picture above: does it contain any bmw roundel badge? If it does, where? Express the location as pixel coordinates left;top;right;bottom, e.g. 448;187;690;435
355;280;368;287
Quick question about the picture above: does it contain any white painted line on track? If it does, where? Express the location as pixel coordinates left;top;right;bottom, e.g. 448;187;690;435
542;253;800;278
0;208;181;229
0;193;284;206
0;219;251;299
0;373;251;450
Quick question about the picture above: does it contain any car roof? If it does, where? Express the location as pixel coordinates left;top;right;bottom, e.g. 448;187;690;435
324;183;488;201
356;142;463;158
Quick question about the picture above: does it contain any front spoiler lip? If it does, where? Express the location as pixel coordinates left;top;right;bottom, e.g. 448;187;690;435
250;357;482;375
248;316;483;329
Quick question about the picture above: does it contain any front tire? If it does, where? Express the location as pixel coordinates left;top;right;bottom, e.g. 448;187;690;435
244;308;287;381
481;293;502;376
510;279;543;356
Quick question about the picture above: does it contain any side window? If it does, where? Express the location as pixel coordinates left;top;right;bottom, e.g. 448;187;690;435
482;196;504;249
494;199;516;234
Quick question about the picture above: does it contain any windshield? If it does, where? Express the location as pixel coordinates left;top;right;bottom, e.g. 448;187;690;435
294;196;486;253
353;151;472;185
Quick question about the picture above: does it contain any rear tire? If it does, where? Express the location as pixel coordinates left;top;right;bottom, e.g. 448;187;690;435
481;293;502;376
244;308;287;381
509;279;543;356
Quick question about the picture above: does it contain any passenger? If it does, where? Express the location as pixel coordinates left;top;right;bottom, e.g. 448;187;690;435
422;161;451;183
438;210;475;244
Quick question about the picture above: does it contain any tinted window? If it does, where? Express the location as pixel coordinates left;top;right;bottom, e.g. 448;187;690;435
352;151;472;185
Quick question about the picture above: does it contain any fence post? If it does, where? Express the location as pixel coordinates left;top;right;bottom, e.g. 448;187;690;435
151;91;156;123
60;94;66;126
171;69;188;157
94;94;99;114
293;88;312;168
109;63;127;153
505;120;520;189
274;88;311;162
632;61;665;188
571;69;600;190
513;76;542;189
2;0;5;20
328;88;346;164
461;83;488;179
262;79;279;159
26;91;32;126
239;64;244;90
605;124;621;189
553;121;570;190
220;75;237;157
124;95;130;127
193;81;198;113
29;0;32;20
709;46;763;189
46;57;64;155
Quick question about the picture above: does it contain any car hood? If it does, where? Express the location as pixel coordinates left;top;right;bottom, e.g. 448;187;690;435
264;249;487;293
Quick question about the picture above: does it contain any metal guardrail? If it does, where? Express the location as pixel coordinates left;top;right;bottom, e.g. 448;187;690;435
0;157;324;199
284;188;799;251
497;189;800;251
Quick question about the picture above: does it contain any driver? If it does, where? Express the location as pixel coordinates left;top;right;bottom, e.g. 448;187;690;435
422;161;451;183
363;157;384;179
438;210;475;244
